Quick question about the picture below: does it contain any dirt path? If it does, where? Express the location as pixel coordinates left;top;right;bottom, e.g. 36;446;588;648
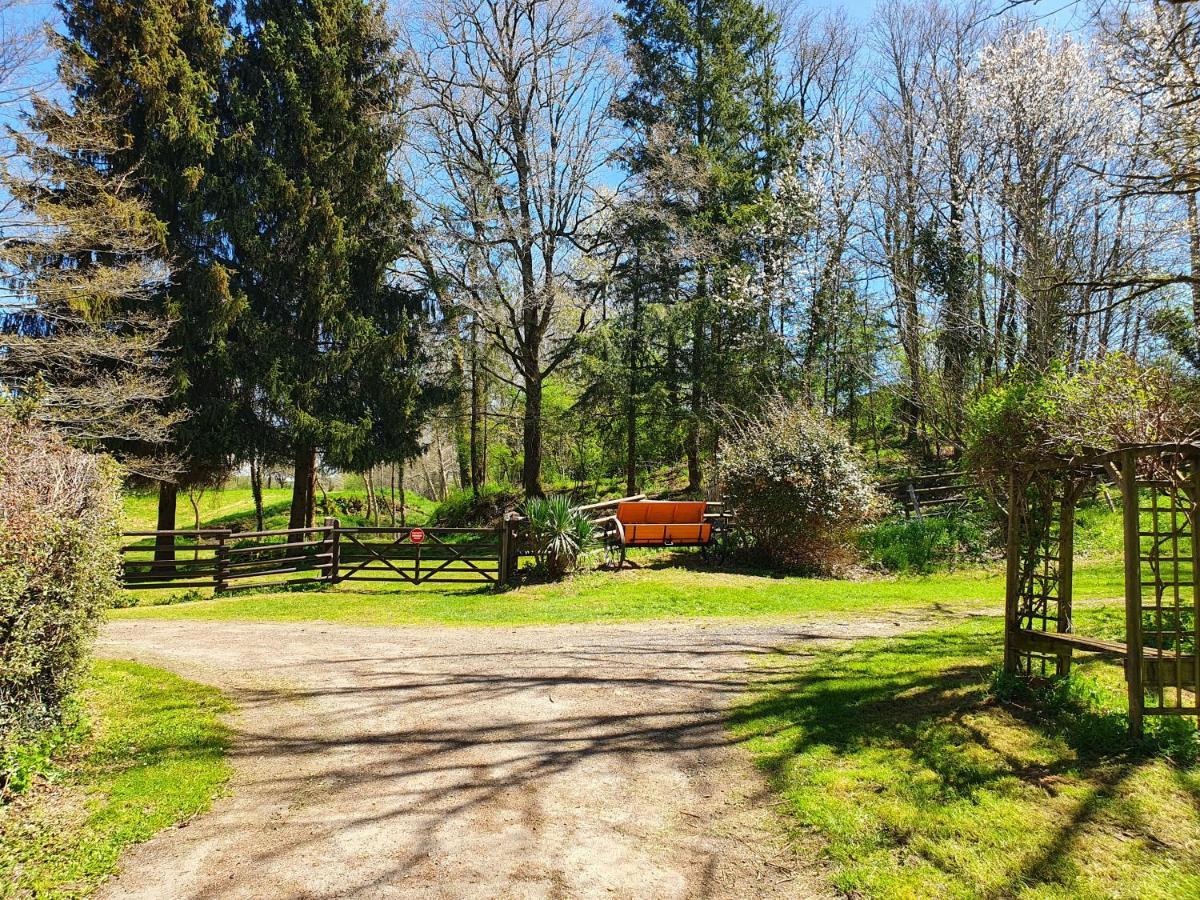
95;617;913;899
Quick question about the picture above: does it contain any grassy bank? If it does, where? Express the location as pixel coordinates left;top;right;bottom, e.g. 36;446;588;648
0;661;231;897
122;486;436;533
730;617;1200;898
111;557;1126;627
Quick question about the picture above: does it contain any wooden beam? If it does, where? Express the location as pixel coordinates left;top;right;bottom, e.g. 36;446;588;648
1121;448;1144;738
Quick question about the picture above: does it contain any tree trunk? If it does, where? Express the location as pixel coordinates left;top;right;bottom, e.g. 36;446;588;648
626;250;641;497
305;455;317;529
372;468;380;526
154;481;177;570
452;343;471;489
434;432;449;500
686;326;703;492
288;446;315;530
469;319;483;497
398;456;407;527
522;372;544;497
625;377;638;497
249;457;265;532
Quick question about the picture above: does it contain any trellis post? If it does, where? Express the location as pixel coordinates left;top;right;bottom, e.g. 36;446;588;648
1056;480;1075;678
1004;468;1021;675
1192;465;1200;714
1121;448;1144;738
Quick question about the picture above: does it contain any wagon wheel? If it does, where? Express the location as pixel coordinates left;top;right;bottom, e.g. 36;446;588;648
714;527;741;564
601;538;622;569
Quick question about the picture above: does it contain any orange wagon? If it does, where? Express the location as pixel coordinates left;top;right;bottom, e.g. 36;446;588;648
597;500;716;569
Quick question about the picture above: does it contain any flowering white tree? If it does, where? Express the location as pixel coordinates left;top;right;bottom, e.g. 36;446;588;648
1097;1;1200;359
969;25;1131;367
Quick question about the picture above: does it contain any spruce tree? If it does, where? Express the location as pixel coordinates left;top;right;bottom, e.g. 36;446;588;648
616;0;790;490
53;0;240;550
222;0;426;528
1;96;175;457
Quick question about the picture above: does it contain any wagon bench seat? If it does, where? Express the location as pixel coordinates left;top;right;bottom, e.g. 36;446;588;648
599;501;714;568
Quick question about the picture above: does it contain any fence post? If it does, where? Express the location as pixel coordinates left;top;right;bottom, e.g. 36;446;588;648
907;482;922;521
324;517;340;585
499;511;521;585
215;529;231;593
498;518;510;585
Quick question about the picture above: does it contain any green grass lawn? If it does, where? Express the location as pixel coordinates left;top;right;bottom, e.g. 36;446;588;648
730;617;1200;899
0;661;231;897
122;486;436;533
110;557;1127;627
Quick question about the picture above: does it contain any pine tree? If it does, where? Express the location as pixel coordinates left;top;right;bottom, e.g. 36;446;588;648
222;0;428;528
1;95;175;458
52;0;240;550
616;0;791;490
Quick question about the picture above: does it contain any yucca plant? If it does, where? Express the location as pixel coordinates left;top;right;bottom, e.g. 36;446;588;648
523;495;595;579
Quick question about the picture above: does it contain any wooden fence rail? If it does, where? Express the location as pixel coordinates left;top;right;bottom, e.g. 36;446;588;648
120;498;732;593
878;473;981;519
119;520;509;592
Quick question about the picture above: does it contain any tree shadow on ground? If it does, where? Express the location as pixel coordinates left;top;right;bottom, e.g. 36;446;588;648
729;625;1200;896
139;625;857;895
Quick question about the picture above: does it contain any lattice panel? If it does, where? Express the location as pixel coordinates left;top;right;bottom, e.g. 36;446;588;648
1012;473;1070;678
1134;470;1200;716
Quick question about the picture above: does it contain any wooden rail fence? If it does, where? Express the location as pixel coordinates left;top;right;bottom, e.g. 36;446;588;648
120;517;519;591
879;473;981;519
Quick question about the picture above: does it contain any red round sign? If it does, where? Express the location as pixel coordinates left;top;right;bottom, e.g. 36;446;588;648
409;528;425;544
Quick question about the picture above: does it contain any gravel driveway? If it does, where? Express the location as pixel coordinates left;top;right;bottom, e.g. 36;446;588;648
95;617;911;899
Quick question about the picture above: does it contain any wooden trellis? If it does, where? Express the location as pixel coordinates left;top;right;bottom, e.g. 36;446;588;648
1005;443;1200;736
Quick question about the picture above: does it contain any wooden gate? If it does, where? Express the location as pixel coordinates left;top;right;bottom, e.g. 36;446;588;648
333;526;503;585
118;520;514;591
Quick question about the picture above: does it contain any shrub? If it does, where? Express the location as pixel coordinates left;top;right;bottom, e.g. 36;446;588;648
860;510;990;573
717;399;882;573
432;483;520;527
523;495;594;579
964;355;1195;497
0;417;120;797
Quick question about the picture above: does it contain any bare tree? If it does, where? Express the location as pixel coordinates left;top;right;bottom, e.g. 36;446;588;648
865;0;940;450
402;0;617;496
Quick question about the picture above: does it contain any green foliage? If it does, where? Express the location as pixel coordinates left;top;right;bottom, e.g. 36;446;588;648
523;496;595;580
0;418;121;797
55;0;242;482
431;483;520;528
612;0;810;489
1072;497;1125;557
0;660;231;893
964;355;1191;492
860;510;989;573
0;702;86;801
718;398;881;573
1147;305;1200;372
222;0;434;521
